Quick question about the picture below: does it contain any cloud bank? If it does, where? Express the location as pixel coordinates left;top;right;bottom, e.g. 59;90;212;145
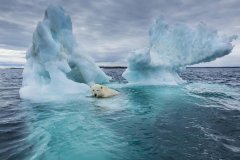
0;0;239;67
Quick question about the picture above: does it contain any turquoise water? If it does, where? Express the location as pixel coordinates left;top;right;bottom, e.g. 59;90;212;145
0;68;240;160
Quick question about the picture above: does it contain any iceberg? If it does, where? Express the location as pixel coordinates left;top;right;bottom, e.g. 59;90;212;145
20;5;110;100
123;18;237;84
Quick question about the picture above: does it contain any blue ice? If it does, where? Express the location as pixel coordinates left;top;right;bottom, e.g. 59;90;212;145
20;5;110;101
123;18;237;84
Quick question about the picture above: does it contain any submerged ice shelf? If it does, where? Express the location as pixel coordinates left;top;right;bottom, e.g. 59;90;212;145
20;5;110;100
123;19;237;84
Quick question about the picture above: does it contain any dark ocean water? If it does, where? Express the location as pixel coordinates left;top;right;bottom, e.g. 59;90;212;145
0;68;240;160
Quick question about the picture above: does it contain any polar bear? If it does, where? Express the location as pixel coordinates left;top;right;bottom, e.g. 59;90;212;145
91;84;119;98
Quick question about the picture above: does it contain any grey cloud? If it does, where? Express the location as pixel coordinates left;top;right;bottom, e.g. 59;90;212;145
0;0;239;66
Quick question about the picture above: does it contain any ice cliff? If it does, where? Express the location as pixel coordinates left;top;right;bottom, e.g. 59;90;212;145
20;5;110;100
123;19;237;84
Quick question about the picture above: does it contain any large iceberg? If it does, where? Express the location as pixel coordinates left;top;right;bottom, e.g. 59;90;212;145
20;5;110;100
123;19;237;85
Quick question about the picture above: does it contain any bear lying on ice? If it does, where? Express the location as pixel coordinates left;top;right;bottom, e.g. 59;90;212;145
91;84;119;98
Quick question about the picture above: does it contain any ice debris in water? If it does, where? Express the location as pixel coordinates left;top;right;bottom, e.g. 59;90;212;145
123;18;237;85
20;5;110;100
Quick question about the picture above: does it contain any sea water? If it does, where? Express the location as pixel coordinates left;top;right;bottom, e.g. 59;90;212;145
0;68;240;160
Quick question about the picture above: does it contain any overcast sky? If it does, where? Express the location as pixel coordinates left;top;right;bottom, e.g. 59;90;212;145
0;0;239;67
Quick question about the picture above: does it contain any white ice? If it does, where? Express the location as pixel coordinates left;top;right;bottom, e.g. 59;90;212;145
123;18;237;84
20;5;110;101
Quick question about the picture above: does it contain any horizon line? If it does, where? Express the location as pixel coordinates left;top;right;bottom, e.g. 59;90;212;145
1;66;240;69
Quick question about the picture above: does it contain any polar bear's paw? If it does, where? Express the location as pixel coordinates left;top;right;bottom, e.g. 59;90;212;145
91;84;119;98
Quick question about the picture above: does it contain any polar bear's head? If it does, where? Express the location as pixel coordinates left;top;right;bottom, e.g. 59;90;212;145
91;84;106;98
